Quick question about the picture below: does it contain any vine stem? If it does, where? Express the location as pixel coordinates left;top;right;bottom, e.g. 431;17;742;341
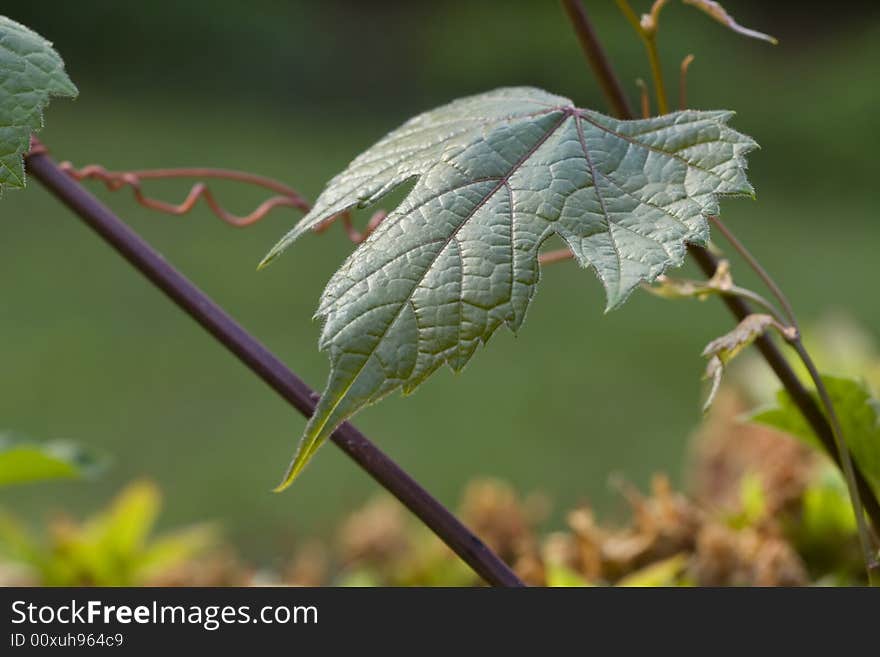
793;339;880;584
708;217;797;326
24;140;524;588
643;37;669;114
560;0;880;552
710;217;879;579
560;0;634;119
57;163;311;227
722;285;785;322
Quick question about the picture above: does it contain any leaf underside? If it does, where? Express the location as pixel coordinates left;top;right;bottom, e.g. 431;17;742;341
0;16;77;194
264;87;757;489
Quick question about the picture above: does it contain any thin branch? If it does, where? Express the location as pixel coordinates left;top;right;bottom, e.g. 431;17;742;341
560;0;634;119
710;214;879;577
25;140;524;588
643;35;670;114
335;210;388;244
559;2;880;538
58;158;395;249
689;245;880;537
791;339;880;582
58;162;311;227
722;285;786;322
614;0;646;38
615;0;670;114
708;216;797;327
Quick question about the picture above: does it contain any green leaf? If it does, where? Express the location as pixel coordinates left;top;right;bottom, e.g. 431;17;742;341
264;87;757;489
751;376;880;496
0;432;103;486
0;16;77;193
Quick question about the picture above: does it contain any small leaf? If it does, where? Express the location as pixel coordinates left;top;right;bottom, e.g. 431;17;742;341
645;258;732;300
0;433;103;486
703;313;780;364
0;16;77;194
682;0;778;45
701;313;788;412
751;376;880;497
264;87;757;488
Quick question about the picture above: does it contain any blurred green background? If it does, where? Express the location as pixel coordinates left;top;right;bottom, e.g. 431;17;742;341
2;1;878;562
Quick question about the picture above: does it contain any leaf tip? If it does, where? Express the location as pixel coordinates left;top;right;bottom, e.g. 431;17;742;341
272;479;292;494
273;462;299;493
260;224;310;270
258;244;285;270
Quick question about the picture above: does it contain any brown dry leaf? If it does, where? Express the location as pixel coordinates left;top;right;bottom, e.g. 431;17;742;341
702;314;795;412
692;522;807;586
459;478;544;566
336;496;410;568
689;388;819;517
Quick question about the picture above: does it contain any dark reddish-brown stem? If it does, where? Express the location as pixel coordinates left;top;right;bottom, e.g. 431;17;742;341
560;0;635;119
561;0;880;535
25;140;524;588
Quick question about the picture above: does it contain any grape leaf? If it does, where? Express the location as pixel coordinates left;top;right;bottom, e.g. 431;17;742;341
0;16;77;193
263;87;757;489
751;376;880;497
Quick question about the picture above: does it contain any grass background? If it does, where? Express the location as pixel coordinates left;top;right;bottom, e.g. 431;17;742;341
2;1;878;561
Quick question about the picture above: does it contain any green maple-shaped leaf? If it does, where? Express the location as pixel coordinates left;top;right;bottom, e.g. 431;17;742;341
264;87;757;490
0;16;77;193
